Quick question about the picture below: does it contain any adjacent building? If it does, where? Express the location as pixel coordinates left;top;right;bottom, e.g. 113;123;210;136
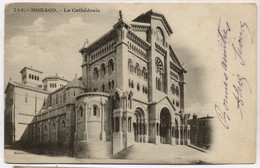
5;10;191;158
188;114;214;150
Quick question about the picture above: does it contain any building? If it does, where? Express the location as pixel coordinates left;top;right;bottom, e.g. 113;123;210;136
188;114;214;150
5;10;190;158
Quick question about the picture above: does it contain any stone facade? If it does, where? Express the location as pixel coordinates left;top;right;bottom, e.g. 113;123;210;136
4;10;190;158
188;115;213;150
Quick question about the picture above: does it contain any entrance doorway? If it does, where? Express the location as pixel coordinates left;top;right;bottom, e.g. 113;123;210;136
160;107;171;144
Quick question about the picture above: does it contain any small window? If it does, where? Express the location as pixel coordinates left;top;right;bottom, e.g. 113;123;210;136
62;120;65;128
93;105;98;116
137;83;140;91
80;106;83;117
111;80;115;89
102;83;105;92
53;123;56;130
37;76;39;81
29;74;31;79
176;86;179;96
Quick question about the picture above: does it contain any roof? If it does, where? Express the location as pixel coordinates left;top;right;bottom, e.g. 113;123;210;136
20;67;43;74
189;116;214;121
79;29;117;54
5;81;49;94
169;45;187;73
42;75;69;82
132;9;173;34
66;76;85;89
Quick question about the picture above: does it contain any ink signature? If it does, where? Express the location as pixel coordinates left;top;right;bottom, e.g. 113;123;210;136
215;17;231;129
232;21;253;65
233;74;252;120
215;18;253;129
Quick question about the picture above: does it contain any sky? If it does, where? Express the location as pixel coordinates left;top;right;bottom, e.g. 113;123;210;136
4;3;255;118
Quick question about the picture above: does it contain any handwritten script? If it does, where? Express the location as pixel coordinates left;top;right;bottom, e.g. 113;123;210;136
215;17;253;129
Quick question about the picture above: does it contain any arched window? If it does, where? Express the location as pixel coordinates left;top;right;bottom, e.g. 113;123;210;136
156;27;165;45
108;59;114;74
131;80;134;88
102;83;105;92
129;79;131;88
135;63;140;75
32;75;34;80
128;59;133;72
171;84;175;95
176;101;180;107
156;77;161;91
115;117;119;132
93;105;98;116
45;125;47;132
43;99;46;106
79;106;83;117
155;57;163;74
111;80;115;89
56;94;58;104
62;120;66;128
108;81;111;89
93;67;98;79
176;86;179;96
142;67;147;79
100;63;106;77
37;76;39;81
137;83;140;91
128;117;131;132
53;123;56;130
29;74;31;79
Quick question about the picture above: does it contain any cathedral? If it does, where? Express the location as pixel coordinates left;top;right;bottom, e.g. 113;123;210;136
4;10;190;158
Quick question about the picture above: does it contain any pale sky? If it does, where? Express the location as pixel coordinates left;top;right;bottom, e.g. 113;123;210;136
5;3;255;117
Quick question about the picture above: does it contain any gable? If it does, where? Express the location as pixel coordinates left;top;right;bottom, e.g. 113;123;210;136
169;45;187;73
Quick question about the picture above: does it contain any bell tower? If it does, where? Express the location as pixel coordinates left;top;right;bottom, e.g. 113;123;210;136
20;66;43;87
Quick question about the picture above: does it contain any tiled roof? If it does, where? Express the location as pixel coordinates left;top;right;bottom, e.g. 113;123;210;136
5;81;49;94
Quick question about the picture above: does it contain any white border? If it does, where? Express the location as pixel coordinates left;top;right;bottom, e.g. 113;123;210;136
0;0;259;168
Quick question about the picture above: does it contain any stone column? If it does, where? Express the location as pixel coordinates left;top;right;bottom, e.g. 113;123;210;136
176;126;180;145
47;119;50;144
101;103;106;141
136;119;140;142
33;124;36;144
74;107;77;141
56;117;59;145
113;117;116;132
180;125;185;145
185;125;190;145
144;119;148;143
171;126;176;145
39;122;42;144
140;119;143;143
119;115;122;132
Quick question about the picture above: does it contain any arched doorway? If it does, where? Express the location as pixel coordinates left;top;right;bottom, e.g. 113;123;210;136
133;107;145;143
160;107;172;144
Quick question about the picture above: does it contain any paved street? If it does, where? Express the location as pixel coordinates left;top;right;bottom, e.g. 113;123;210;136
4;143;210;164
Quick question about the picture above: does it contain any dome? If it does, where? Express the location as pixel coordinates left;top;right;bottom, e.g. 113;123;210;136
66;75;85;89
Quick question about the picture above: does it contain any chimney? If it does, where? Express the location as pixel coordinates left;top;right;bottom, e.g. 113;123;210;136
193;113;197;120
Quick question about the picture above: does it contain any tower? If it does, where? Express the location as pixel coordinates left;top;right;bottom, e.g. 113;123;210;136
20;67;43;87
